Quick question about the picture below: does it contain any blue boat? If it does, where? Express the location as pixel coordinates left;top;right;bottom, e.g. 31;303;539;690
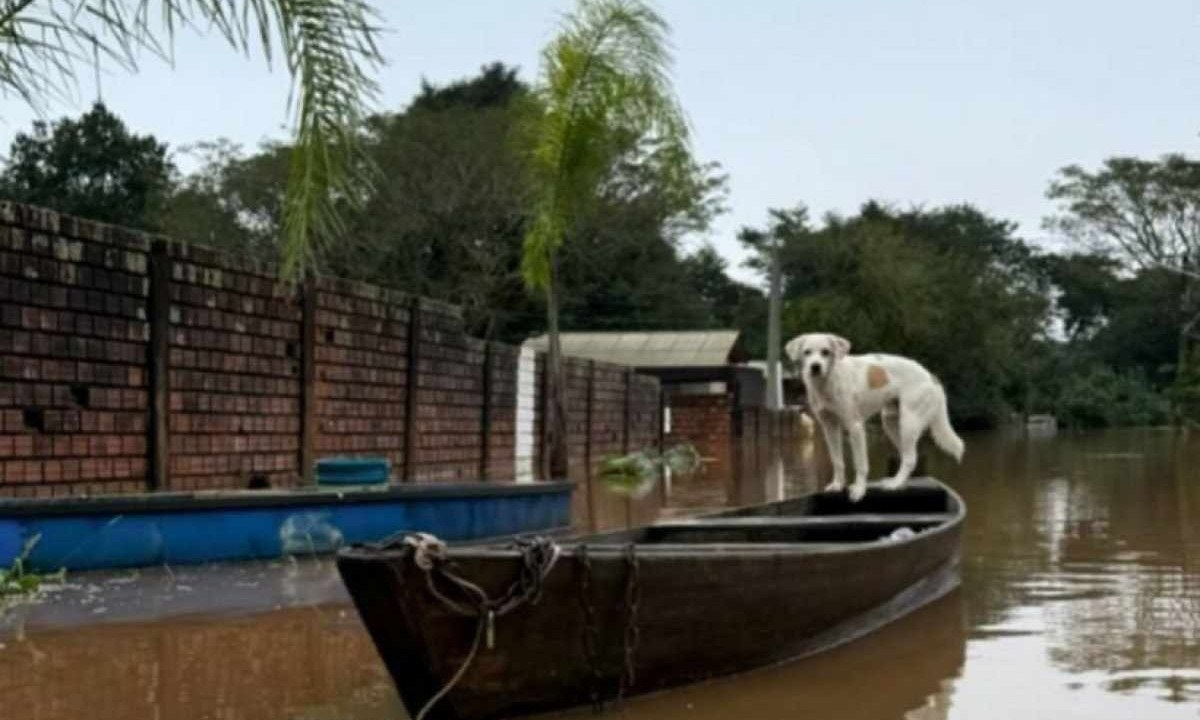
0;481;573;572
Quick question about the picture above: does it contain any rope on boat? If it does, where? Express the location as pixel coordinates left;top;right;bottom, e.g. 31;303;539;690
397;532;561;720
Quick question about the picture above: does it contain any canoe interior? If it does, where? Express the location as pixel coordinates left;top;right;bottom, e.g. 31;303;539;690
714;479;956;518
637;517;946;544
542;478;961;548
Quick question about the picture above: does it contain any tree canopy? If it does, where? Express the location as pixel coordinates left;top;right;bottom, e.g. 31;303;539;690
0;0;382;281
1;47;1194;431
0;102;172;229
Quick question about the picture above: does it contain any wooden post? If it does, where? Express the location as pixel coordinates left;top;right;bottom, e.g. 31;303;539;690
479;342;493;481
729;365;743;494
538;353;550;481
146;239;171;491
403;297;422;482
584;361;594;469
623;368;633;454
655;377;666;454
656;379;668;507
298;278;317;485
585;360;598;531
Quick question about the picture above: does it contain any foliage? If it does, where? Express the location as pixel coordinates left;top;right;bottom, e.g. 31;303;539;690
680;244;767;353
743;202;1050;427
0;102;172;229
1055;367;1170;429
520;0;691;293
1047;155;1200;417
597;443;702;498
330;69;534;338
1046;155;1200;272
520;0;697;477
144;63;731;343
0;535;64;598
0;0;382;282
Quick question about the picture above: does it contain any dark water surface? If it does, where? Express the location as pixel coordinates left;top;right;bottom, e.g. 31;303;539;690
5;427;1200;719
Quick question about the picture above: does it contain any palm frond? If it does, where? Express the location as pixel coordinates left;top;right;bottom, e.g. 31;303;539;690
0;0;381;281
521;0;688;291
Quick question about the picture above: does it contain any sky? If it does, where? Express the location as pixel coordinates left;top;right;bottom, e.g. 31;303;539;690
1;0;1197;284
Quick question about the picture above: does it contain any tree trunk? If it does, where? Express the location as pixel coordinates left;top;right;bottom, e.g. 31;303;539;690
1174;274;1200;425
543;258;570;480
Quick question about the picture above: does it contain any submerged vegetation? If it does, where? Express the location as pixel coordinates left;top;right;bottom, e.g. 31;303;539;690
598;444;703;498
1;536;64;600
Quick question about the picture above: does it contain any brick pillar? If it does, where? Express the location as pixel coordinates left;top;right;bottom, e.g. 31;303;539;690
146;239;171;490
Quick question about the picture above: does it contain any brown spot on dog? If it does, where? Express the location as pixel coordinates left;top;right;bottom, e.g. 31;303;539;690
867;364;889;389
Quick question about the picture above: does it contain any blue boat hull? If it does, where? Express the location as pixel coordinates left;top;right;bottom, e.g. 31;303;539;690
0;482;572;571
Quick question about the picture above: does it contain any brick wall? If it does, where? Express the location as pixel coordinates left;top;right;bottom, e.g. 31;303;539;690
311;278;408;476
0;204;150;497
663;393;733;511
663;393;806;512
167;241;302;490
0;202;662;509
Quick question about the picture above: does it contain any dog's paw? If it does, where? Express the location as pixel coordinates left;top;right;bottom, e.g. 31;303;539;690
848;483;867;503
880;476;907;491
824;480;846;493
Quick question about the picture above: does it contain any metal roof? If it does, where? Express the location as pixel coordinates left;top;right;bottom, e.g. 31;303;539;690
523;330;745;368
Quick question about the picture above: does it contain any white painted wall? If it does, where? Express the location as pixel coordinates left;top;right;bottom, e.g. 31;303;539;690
514;346;537;483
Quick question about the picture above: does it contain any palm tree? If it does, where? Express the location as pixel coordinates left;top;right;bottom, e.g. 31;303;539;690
522;0;689;478
0;0;381;280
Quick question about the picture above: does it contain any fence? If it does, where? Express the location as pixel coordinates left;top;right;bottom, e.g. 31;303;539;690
0;202;662;529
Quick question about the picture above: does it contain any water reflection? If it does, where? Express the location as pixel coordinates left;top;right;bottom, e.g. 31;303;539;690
5;427;1200;719
0;602;400;720
555;590;967;720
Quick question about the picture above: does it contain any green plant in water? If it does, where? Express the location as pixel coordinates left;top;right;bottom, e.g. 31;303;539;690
1;534;65;598
597;443;702;499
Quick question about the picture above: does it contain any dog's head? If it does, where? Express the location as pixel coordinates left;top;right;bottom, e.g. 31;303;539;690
785;333;851;382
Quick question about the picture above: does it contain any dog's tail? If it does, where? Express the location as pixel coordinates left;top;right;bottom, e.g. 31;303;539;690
930;384;965;463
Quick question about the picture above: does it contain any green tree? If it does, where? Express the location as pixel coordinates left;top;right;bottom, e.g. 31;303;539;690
332;65;534;339
0;102;171;229
163;63;728;345
1;0;381;281
681;244;767;353
744;202;1050;427
1047;155;1200;416
163;139;290;258
520;0;695;477
1042;252;1123;342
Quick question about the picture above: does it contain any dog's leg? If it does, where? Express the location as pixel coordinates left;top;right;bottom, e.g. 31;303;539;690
818;414;846;492
881;404;902;453
847;420;869;502
882;401;922;491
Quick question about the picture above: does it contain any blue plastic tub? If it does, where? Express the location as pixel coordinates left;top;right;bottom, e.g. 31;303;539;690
315;457;390;485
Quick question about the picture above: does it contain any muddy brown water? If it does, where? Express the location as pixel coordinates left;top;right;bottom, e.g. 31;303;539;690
4;427;1200;719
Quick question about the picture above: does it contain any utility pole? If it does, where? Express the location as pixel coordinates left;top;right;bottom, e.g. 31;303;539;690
766;234;783;410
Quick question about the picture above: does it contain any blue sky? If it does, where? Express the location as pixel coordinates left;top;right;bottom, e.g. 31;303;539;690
1;0;1197;283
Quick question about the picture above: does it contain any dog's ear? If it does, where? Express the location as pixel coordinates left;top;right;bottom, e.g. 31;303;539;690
784;335;807;362
831;334;851;358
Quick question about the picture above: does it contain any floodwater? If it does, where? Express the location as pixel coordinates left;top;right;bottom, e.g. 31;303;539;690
5;427;1200;719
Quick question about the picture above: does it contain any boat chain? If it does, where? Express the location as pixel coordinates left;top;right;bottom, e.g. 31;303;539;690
617;543;642;706
576;544;604;713
394;533;643;719
577;543;642;713
395;532;561;720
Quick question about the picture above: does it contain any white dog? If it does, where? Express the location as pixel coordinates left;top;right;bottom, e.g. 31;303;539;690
785;333;964;502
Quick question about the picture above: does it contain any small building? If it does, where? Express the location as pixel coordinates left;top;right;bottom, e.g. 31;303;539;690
524;329;764;407
524;330;770;489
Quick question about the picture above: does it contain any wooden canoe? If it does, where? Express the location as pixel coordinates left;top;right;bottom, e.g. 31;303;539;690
336;477;965;720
